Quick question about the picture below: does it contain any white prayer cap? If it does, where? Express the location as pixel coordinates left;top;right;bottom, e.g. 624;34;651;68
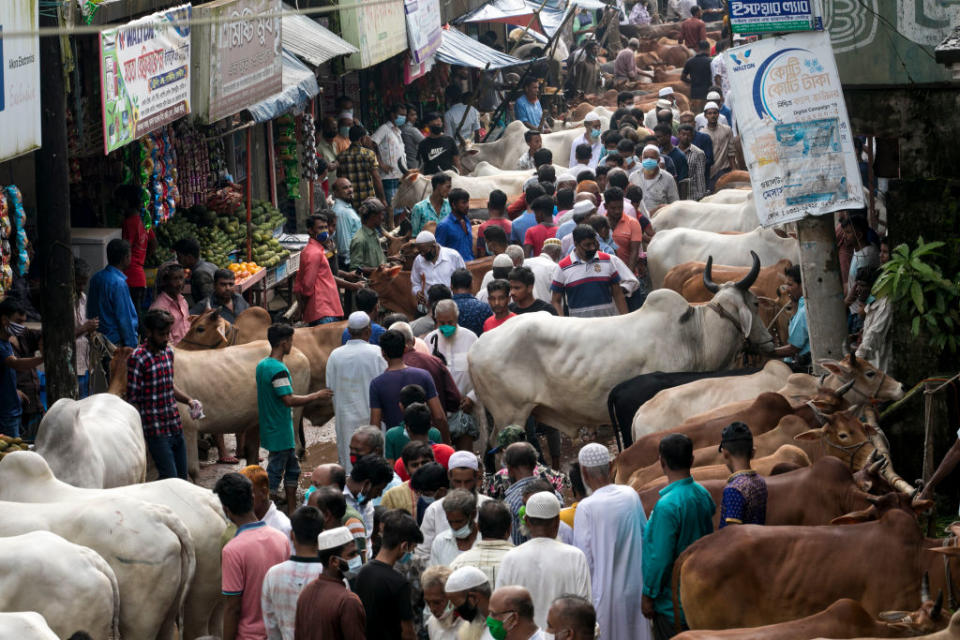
415;231;436;244
493;254;514;268
558;172;577;183
658;87;675;97
542;237;562;248
642;144;660;156
706;90;722;101
445;566;489;593
317;526;353;551
704;101;720;112
578;442;610;467
573;200;596;215
656;99;672;109
338;111;353;121
525;491;561;518
347;311;370;331
584;111;601;123
448;451;479;470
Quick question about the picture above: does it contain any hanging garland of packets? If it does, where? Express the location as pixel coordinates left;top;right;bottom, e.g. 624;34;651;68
0;187;30;297
300;113;318;181
133;128;181;228
276;114;301;199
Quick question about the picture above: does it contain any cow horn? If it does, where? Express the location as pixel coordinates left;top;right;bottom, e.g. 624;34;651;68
836;378;856;397
932;590;944;619
735;251;761;290
703;256;720;293
921;572;930;603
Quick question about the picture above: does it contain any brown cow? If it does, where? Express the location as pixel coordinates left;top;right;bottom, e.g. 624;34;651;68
367;258;494;318
664;259;793;304
715;170;752;190
673;596;948;640
675;509;957;630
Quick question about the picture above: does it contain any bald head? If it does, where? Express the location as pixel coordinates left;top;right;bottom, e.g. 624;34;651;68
491;586;535;622
656;108;673;123
311;463;346;490
548;595;596;639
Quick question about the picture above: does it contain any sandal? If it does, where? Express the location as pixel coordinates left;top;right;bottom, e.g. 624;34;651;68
216;456;240;464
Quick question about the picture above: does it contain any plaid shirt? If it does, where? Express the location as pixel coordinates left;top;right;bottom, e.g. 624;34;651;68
483;463;570;500
126;344;182;437
336;143;378;209
682;143;708;201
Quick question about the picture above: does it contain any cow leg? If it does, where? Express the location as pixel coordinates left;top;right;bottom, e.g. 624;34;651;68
184;423;200;482
243;424;261;467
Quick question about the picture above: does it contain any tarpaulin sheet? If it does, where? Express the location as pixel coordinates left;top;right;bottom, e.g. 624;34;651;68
246;49;320;122
436;25;536;69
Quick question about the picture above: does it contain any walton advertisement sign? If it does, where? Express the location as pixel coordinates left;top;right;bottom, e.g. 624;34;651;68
0;0;42;162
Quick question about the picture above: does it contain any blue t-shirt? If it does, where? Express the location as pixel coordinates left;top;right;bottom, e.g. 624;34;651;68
510;211;537;245
341;323;386;346
788;296;810;357
369;366;438;430
514;95;543;128
0;341;21;419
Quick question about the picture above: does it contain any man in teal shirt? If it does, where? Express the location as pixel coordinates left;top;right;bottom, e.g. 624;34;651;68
641;433;715;639
257;323;331;513
772;264;810;370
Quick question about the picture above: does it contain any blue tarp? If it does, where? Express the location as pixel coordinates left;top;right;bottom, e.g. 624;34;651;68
436;26;536;69
246;49;320;123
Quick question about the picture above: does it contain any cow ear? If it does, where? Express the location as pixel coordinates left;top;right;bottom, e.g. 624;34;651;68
912;499;935;515
818;360;845;376
467;149;479;156
794;429;823;441
830;510;871;525
929;547;960;557
738;302;752;337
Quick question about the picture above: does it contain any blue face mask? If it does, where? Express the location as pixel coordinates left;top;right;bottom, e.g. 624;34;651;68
339;126;350;137
439;324;457;338
420;495;436;505
399;551;413;564
395;115;407;127
590;128;601;139
641;158;659;171
316;231;329;243
453;523;473;539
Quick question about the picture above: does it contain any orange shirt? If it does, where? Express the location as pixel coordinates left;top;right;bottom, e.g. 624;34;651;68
294;238;343;323
610;214;645;267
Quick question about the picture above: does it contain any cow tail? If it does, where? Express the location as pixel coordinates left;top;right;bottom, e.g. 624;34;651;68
606;391;624;454
154;504;197;635
87;546;122;640
671;547;688;634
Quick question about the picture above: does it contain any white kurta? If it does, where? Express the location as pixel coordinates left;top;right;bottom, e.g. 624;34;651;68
325;340;387;471
423;326;477;396
574;484;652;640
523;255;557;302
496;537;592;629
429;529;476;567
418;494;493;561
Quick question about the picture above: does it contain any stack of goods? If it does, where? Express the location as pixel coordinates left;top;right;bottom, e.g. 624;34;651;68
0;194;13;297
0;435;29;460
228;261;264;284
140;129;181;226
276;114;300;198
300;113;318;181
172;120;211;207
5;186;30;277
249;200;291;269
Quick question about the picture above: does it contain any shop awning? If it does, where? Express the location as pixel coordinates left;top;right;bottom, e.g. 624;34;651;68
456;0;609;36
281;3;359;67
437;25;535;69
246;50;321;123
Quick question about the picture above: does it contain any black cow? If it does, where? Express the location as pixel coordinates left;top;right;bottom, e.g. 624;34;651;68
607;368;759;448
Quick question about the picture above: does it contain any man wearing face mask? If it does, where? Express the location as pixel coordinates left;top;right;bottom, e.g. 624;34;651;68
317;116;340;181
486;586;544;640
295;212;346;326
567;113;603;169
0;298;43;437
334;112;353;154
629;145;678;215
544;595;597;640
423;565;465;640
343;454;395;548
372;104;408;216
429;489;479;567
307;487;369;560
294;526;366;640
355;509;424;640
418;113;461;175
411;232;467;310
444;566;493;640
551;225;628;317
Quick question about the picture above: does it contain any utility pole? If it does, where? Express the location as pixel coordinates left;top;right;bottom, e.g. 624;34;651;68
36;11;77;403
796;216;848;370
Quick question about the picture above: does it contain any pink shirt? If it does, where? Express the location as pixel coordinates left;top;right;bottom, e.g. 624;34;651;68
294;238;343;323
222;522;291;640
149;291;191;345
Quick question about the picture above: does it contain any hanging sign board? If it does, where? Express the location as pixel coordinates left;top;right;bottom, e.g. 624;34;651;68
192;0;282;124
340;0;407;70
99;4;192;154
404;0;442;64
725;31;863;226
729;0;818;35
0;0;42;162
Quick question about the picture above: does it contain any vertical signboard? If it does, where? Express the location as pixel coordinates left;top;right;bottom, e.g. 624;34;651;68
729;0;818;35
340;0;407;70
404;0;442;64
100;4;192;154
0;0;42;161
725;31;864;226
192;0;282;123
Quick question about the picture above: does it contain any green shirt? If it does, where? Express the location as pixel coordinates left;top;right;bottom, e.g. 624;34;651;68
641;476;716;622
255;357;295;452
384;423;443;460
349;225;386;270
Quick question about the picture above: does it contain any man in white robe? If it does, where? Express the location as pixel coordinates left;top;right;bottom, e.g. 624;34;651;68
574;443;652;640
324;312;387;472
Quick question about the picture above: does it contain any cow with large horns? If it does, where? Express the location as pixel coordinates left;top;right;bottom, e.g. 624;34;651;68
468;252;775;438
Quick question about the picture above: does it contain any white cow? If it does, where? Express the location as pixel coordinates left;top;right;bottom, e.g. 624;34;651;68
647;226;799;288
630;360;793;440
469;255;774;437
0;451;227;640
34;393;145;488
393;170;535;212
650;198;760;233
0;531;119;640
0;613;59;640
0;486;195;640
700;189;753;204
460;120;589;173
470;161;566;178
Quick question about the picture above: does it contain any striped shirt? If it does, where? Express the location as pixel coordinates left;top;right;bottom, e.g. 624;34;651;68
261;557;325;640
550;252;621;317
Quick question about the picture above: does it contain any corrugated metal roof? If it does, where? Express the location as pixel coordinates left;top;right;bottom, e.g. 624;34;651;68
436;26;536;69
281;3;359;67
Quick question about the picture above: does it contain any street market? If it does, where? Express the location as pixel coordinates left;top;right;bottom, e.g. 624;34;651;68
1;0;960;639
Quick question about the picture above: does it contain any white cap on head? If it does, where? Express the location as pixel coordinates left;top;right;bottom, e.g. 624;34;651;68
347;311;370;331
706;90;722;101
584;112;601;123
573;200;596;215
656;99;672;109
493;254;514;268
704;101;719;112
448;450;479;470
445;566;489;593
525;491;561;518
578;442;610;467
317;526;354;551
415;231;436;244
558;172;576;183
658;87;675;97
338;111;353;121
642;144;660;156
